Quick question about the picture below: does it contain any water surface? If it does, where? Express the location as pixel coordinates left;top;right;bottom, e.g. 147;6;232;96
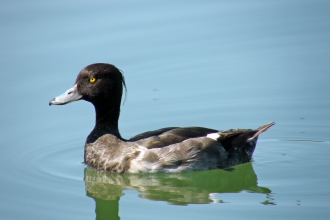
1;1;330;219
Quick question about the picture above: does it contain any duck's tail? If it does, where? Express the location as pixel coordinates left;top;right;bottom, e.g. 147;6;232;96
247;122;275;142
216;122;275;166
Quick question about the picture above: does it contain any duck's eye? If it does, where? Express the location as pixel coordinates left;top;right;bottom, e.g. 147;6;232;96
89;77;96;83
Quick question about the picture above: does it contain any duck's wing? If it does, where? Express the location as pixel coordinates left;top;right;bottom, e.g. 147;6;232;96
129;127;218;149
129;122;275;172
129;127;179;141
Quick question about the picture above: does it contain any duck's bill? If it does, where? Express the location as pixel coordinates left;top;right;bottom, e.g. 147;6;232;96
49;84;83;105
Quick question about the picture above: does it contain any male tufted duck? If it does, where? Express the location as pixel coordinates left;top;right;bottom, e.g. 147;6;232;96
49;63;274;173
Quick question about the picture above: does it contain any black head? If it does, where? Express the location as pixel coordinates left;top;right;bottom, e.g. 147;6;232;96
75;63;126;105
49;63;127;139
49;63;126;107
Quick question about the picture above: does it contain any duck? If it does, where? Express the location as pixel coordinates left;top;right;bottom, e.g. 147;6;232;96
49;63;274;173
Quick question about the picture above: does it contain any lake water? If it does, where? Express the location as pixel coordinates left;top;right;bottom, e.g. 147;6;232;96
1;1;330;219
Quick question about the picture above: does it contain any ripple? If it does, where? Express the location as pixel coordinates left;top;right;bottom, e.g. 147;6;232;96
2;131;86;194
280;139;325;143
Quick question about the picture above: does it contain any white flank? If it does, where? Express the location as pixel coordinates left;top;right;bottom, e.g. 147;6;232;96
206;133;220;140
128;146;148;173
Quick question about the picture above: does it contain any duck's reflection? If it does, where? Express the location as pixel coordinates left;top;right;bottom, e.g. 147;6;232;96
84;163;272;219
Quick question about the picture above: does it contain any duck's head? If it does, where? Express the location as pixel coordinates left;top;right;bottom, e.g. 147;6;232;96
49;63;126;107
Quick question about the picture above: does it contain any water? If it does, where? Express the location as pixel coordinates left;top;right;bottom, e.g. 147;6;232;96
1;0;330;219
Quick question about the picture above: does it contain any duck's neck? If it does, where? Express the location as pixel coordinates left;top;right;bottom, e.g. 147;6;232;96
86;101;123;143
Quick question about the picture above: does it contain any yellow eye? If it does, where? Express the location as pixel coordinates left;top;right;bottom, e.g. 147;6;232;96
89;77;96;83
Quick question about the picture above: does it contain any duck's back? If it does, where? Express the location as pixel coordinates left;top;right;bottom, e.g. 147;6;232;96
130;126;218;149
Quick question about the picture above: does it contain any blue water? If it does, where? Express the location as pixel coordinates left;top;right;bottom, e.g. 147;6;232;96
1;1;330;219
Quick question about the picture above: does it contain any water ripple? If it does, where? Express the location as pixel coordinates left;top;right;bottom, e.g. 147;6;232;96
2;132;86;195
